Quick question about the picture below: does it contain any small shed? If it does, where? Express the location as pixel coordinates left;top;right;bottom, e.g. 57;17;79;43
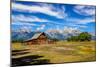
24;32;53;45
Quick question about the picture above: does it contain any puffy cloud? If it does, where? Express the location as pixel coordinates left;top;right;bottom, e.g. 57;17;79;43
73;5;95;16
46;26;80;34
78;25;87;28
12;2;67;19
18;26;32;33
12;25;33;33
63;27;80;34
36;25;46;31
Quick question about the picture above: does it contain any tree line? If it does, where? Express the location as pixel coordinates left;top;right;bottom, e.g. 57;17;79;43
67;32;92;41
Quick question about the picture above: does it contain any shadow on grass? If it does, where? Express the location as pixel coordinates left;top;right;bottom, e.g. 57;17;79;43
12;49;30;56
12;49;29;52
12;55;52;67
12;52;30;56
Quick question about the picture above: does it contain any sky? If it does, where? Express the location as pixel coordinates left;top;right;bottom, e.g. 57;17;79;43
11;1;96;35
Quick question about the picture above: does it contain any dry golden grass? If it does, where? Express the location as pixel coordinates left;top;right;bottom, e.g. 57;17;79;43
12;41;96;63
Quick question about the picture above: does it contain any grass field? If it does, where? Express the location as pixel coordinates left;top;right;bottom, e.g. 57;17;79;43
12;41;96;66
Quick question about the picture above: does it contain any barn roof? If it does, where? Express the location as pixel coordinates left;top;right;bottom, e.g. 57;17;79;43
24;32;45;41
30;32;43;39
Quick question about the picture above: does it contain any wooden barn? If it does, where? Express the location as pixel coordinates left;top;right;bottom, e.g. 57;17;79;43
24;32;54;45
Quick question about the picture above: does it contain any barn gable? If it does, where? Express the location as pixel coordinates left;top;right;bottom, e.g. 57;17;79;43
23;32;48;44
24;32;46;41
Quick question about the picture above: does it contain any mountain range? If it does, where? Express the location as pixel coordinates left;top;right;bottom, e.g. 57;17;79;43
11;28;95;42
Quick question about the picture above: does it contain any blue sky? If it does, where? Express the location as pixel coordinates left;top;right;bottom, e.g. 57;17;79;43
11;1;96;35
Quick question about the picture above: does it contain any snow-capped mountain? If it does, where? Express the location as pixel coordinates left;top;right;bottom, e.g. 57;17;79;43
11;27;35;42
12;27;82;41
46;27;81;40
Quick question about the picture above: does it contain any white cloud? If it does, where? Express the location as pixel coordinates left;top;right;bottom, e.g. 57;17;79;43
12;14;50;22
36;25;45;31
12;2;67;19
11;22;37;26
66;17;95;24
76;18;95;24
63;27;79;33
12;14;69;26
78;25;87;28
46;26;81;36
12;26;33;33
73;5;95;16
18;26;33;33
